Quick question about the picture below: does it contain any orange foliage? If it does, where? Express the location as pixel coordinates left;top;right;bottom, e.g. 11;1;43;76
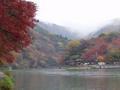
97;56;105;62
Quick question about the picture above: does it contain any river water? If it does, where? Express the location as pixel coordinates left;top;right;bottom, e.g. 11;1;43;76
13;69;120;90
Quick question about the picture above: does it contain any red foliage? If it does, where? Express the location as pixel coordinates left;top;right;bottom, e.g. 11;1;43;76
82;47;97;61
0;0;36;63
112;38;120;47
82;38;108;61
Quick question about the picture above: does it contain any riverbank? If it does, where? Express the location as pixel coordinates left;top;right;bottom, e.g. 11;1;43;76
63;65;120;71
10;64;120;71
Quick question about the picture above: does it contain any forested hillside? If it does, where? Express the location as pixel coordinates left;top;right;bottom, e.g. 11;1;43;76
64;22;120;66
14;23;68;68
14;21;120;68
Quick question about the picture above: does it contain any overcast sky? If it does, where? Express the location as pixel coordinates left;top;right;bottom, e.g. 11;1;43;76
28;0;120;35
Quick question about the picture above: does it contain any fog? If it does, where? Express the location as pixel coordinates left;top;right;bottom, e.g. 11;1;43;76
28;0;120;35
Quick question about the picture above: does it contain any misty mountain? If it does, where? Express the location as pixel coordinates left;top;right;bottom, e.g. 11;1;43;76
90;20;120;37
38;21;81;39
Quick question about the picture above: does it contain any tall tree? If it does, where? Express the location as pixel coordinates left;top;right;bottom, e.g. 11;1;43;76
0;0;36;64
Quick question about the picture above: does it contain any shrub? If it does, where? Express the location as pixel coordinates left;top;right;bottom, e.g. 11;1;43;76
0;72;14;90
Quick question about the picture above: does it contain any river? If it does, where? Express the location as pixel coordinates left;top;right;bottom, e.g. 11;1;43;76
13;69;120;90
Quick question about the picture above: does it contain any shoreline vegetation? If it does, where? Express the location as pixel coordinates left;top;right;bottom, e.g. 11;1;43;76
0;69;14;90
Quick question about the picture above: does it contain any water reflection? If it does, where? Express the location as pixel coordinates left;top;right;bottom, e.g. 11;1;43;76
13;69;120;90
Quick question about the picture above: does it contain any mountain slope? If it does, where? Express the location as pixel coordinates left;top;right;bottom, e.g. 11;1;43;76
38;21;81;39
15;23;68;68
91;20;120;37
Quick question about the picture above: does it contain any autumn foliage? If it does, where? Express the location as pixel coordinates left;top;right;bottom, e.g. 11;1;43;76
83;38;108;61
0;0;36;63
83;33;120;62
64;32;120;66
